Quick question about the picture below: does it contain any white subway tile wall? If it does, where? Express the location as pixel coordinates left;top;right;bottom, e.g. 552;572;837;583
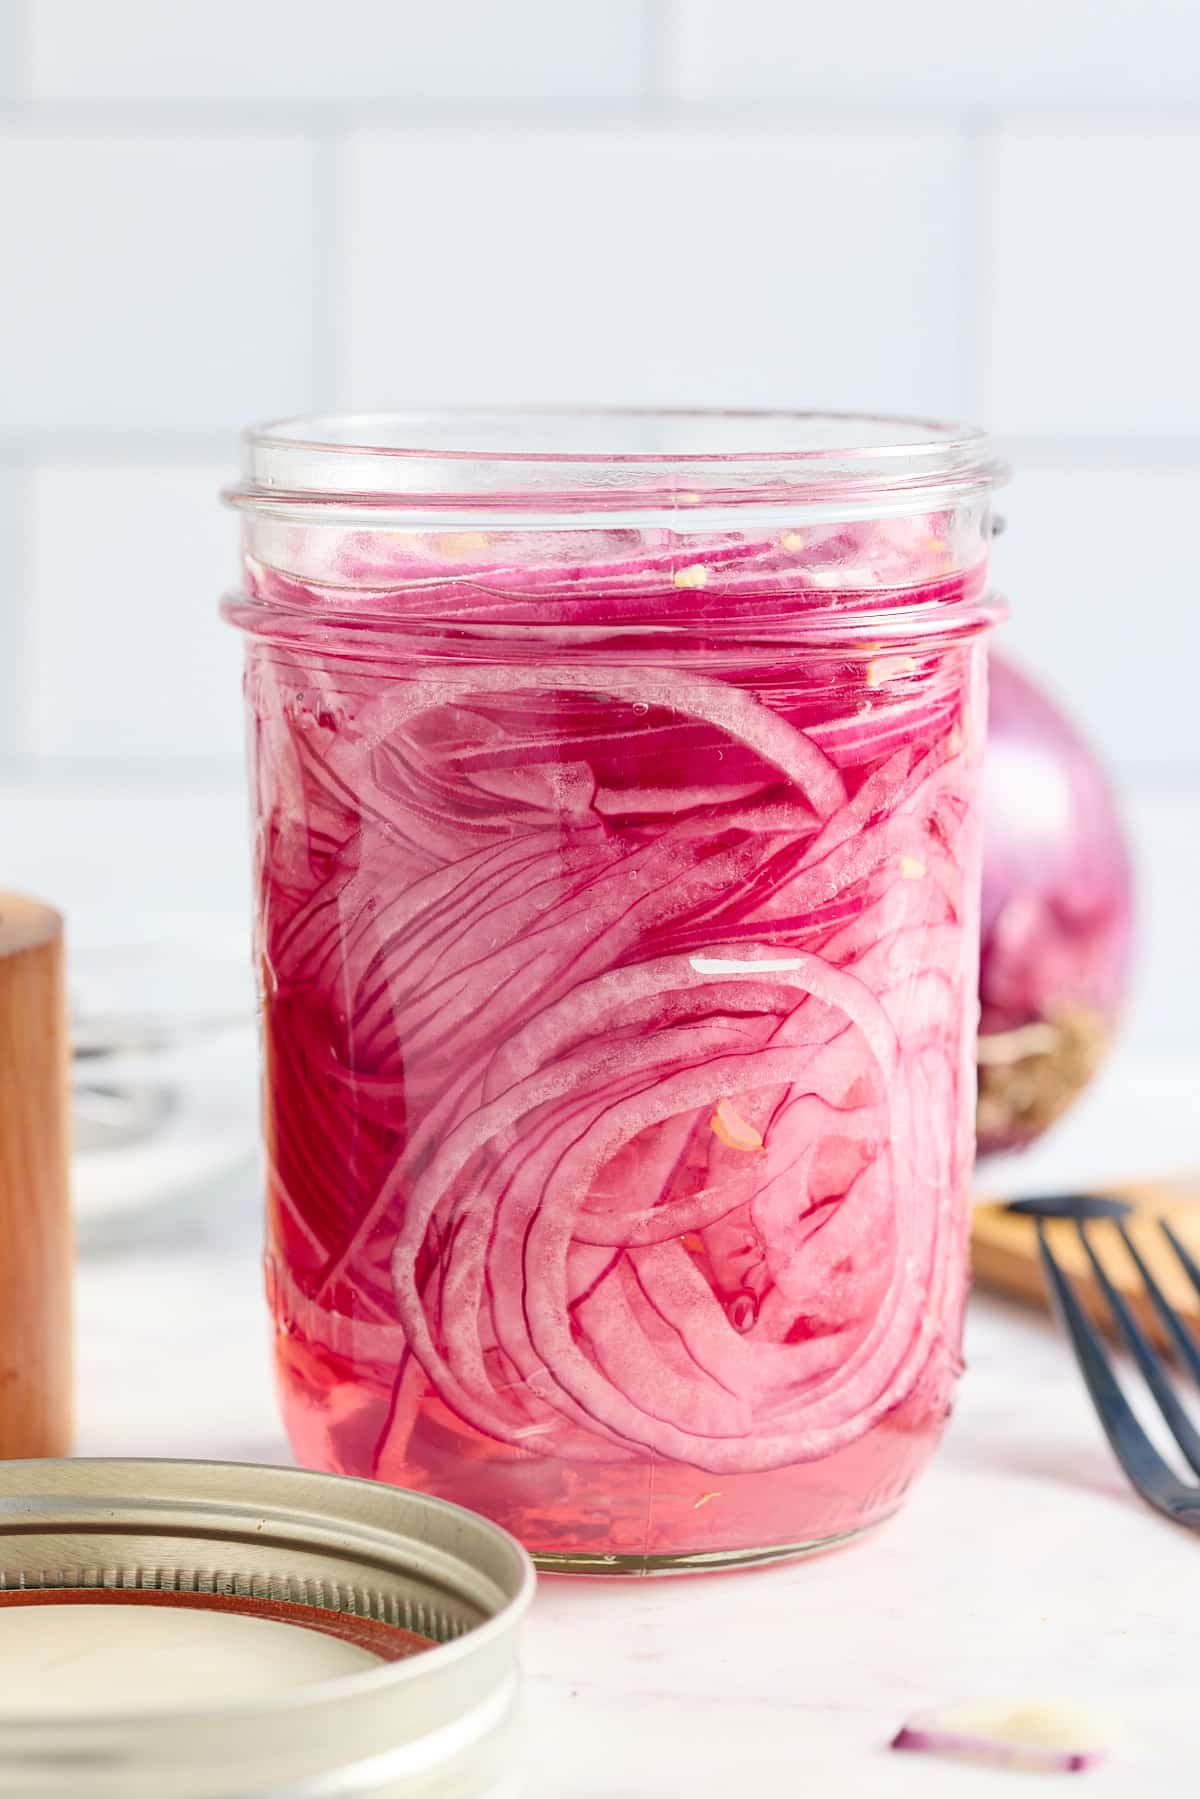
987;131;1200;438
346;130;967;416
0;7;22;102
0;773;252;918
674;0;1200;106
0;130;317;434
0;462;29;756
30;0;649;106
1;0;1196;1050
989;466;1200;775
27;462;243;761
1124;785;1200;1054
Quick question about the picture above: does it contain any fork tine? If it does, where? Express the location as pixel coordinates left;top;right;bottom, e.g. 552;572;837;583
1035;1222;1200;1524
1076;1221;1200;1478
1116;1222;1200;1387
1161;1220;1200;1305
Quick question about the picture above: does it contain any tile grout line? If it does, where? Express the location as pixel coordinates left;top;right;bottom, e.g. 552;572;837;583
309;119;350;414
0;752;247;787
640;0;678;118
1;447;34;762
956;115;996;425
0;433;239;464
7;96;1200;135
995;436;1200;468
12;0;32;100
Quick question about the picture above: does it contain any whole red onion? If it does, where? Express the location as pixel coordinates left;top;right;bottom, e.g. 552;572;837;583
977;653;1135;1155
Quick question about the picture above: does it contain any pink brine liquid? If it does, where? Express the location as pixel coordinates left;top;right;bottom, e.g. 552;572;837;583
235;516;990;1569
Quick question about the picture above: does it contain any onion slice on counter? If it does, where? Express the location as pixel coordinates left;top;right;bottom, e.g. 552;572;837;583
891;1700;1110;1773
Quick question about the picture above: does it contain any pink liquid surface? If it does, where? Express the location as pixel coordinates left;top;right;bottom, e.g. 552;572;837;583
234;519;989;1566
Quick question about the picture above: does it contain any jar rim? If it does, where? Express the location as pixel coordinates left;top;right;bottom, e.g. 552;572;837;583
229;407;1007;522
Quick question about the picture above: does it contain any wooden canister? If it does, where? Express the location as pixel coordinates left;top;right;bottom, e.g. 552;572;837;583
0;893;71;1455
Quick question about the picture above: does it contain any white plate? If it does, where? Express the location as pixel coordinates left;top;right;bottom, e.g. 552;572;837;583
69;909;260;1246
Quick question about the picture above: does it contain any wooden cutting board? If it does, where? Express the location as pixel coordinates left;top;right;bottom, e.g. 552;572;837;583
971;1177;1200;1350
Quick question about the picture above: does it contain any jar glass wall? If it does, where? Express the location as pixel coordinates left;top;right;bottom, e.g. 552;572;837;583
223;411;1005;1572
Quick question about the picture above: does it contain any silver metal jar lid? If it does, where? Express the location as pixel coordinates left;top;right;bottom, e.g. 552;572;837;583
0;1458;535;1797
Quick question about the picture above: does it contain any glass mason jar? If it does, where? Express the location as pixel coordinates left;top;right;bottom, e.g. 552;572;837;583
223;411;1005;1574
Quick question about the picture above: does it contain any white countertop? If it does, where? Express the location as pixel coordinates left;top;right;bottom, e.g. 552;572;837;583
75;1050;1200;1799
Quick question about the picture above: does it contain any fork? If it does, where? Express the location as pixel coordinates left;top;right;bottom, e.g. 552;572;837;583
1010;1193;1200;1528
